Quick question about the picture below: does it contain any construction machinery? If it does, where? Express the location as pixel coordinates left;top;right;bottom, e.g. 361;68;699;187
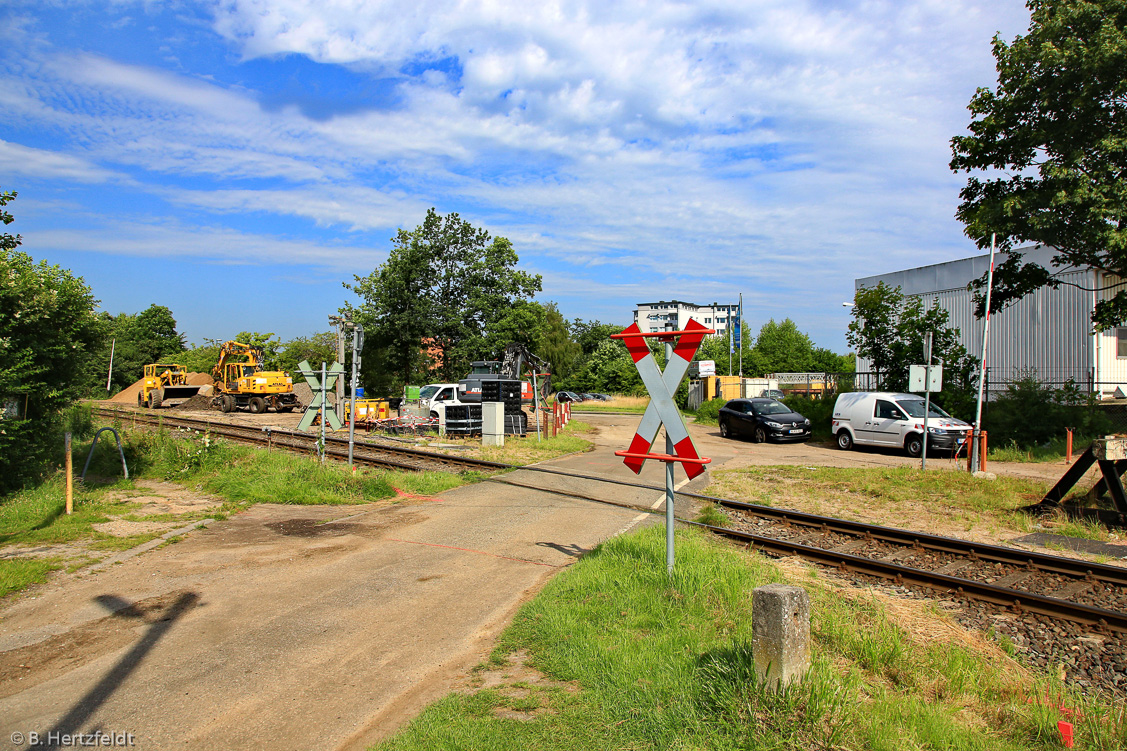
210;340;301;414
456;343;552;405
138;363;202;409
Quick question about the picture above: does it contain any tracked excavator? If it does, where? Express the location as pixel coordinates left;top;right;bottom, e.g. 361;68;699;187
210;340;301;414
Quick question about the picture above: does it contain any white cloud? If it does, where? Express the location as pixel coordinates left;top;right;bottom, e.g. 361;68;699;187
0;139;128;183
30;219;387;272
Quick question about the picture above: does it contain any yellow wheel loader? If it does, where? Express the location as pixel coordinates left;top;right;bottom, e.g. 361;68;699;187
138;363;202;409
210;341;301;414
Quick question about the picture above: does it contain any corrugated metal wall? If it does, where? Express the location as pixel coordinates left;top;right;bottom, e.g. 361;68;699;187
855;265;1097;387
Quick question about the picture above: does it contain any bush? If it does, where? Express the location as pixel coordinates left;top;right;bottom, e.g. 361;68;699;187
782;394;836;440
692;398;727;425
984;374;1111;449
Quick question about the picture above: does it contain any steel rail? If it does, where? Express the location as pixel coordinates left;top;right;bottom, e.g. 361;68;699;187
703;495;1127;587
91;406;508;473
685;520;1127;634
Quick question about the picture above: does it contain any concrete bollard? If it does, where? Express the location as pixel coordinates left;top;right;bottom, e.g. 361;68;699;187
482;402;505;447
752;583;811;690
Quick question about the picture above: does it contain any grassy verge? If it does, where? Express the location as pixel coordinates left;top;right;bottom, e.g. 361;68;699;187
568;395;650;414
375;527;1126;750
702;465;1099;543
987;436;1083;463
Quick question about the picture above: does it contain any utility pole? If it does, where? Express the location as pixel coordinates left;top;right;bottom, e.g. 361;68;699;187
329;315;346;410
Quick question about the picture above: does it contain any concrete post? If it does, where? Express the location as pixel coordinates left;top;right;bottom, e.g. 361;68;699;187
482;402;504;447
752;584;811;690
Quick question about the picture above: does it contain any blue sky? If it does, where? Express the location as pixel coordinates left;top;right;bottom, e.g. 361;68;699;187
1;0;1032;351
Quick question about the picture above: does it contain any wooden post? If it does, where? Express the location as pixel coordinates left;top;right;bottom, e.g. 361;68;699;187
1066;428;1074;464
65;431;73;515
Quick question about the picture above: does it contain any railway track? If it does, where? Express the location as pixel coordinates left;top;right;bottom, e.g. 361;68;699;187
91;406;509;474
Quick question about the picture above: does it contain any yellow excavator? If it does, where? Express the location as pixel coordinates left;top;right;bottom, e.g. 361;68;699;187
138;363;201;409
210;340;301;414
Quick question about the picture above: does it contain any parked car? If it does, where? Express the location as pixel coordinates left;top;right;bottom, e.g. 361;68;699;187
555;391;583;403
718;398;812;443
831;391;970;457
760;389;787;400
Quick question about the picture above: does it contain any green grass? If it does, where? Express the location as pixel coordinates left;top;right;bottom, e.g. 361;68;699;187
704;465;1061;541
375;527;1127;750
0;557;63;598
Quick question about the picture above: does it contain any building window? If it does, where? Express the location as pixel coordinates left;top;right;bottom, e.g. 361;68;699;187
1118;329;1127;358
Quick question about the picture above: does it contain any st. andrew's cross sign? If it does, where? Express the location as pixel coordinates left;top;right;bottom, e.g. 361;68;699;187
612;319;713;572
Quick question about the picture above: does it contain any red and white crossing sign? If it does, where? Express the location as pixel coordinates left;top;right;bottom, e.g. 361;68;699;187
613;319;713;479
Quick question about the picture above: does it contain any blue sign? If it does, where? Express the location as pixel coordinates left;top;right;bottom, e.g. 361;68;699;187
732;310;741;349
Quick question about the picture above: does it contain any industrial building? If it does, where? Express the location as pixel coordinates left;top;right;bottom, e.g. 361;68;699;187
633;300;740;335
854;245;1127;397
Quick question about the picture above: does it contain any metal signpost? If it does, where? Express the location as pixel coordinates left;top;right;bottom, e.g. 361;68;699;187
613;319;714;573
909;333;944;471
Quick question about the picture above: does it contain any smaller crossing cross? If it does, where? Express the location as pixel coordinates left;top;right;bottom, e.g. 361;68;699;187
297;360;345;431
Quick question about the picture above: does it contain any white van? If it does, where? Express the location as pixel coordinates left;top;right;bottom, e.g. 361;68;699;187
831;392;970;457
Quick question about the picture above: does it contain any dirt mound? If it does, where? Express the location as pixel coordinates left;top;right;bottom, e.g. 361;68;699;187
109;372;212;404
172;394;215;411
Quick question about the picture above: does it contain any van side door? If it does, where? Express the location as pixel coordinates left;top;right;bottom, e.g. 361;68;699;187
867;399;907;445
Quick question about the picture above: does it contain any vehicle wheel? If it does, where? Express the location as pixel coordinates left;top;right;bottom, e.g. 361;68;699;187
754;426;767;444
836;430;853;450
249;396;266;414
430;411;439;419
137;392;144;408
151;390;162;409
719;420;731;439
905;434;923;458
220;395;233;413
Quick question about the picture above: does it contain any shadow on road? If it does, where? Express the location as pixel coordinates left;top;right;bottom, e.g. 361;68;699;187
33;591;199;750
536;541;590;558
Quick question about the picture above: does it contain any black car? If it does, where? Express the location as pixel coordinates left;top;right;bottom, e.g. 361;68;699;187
718;398;811;443
555;391;583;403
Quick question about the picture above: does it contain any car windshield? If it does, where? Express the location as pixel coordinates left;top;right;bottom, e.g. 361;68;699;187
896;398;951;419
756;401;792;415
419;385;441;401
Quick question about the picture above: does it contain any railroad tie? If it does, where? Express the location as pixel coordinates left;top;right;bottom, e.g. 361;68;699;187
830;539;869;555
880;547;919;563
1048;579;1094;600
935;559;973;576
991;570;1035;589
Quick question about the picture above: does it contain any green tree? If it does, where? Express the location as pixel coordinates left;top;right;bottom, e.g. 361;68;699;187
536;304;581;382
0;189;103;494
847;284;979;418
278;332;337;383
346;209;542;388
950;0;1127;328
753;319;814;374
